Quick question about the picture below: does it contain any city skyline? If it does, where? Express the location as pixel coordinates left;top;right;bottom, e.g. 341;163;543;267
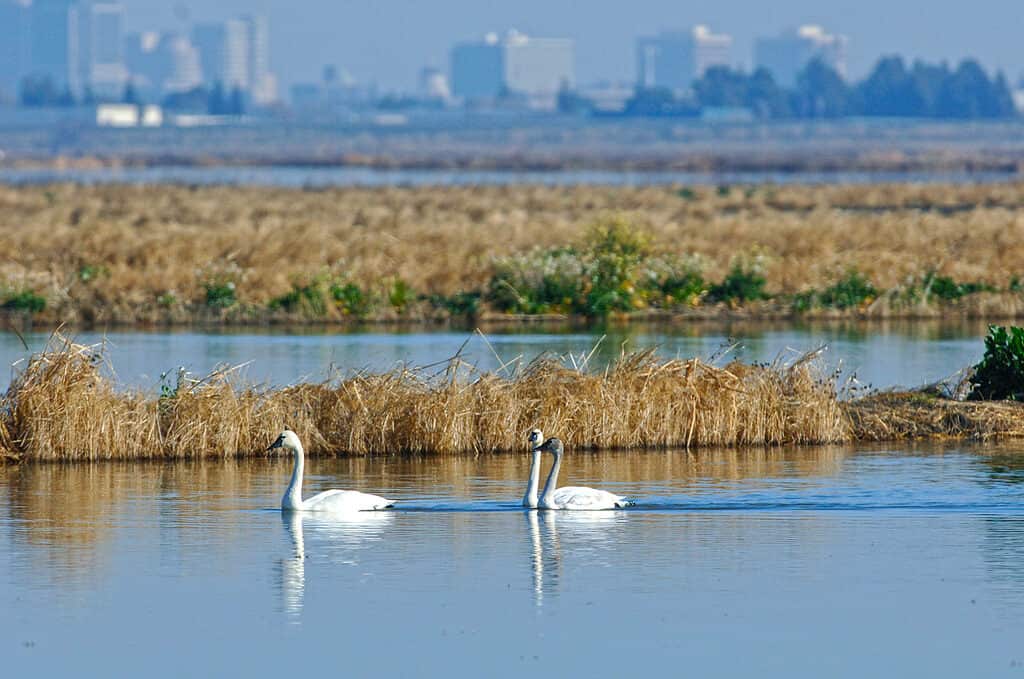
110;0;1024;91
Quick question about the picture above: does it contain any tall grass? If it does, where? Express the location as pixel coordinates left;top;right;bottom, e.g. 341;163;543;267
0;335;848;461
3;182;1024;324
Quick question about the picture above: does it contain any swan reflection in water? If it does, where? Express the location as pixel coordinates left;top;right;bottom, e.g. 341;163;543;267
527;509;627;608
278;509;395;622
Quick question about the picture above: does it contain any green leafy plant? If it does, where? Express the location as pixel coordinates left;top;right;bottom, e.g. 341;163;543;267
819;270;877;309
330;281;374;317
3;290;46;313
970;325;1024;400
708;263;767;304
270;277;328;316
388;278;415;313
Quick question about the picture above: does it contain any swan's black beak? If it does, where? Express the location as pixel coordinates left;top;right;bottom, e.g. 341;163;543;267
267;436;283;451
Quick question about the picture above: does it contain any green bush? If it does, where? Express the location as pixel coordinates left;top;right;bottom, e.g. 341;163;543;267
430;291;481;317
330;281;374;317
708;264;767;303
388;278;415;313
970;325;1024;400
204;280;237;309
3;290;46;313
270;279;328;316
487;248;585;314
927;274;994;301
820;271;877;309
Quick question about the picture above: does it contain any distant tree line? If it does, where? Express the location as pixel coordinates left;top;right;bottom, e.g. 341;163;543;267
575;56;1018;120
18;75;246;116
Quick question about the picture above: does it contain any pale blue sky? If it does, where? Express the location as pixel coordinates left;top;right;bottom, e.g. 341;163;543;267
120;0;1024;91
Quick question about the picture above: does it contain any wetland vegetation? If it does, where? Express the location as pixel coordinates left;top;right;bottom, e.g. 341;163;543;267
3;182;1024;327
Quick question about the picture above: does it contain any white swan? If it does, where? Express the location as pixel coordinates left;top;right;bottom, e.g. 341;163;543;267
523;428;545;508
536;437;632;510
269;429;395;512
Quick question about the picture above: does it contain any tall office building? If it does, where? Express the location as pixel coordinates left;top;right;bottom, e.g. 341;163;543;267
450;33;504;99
79;2;127;98
0;0;31;100
450;30;574;105
636;25;732;92
503;30;574;97
124;31;201;97
30;0;82;96
244;15;276;105
193;15;276;104
755;25;848;87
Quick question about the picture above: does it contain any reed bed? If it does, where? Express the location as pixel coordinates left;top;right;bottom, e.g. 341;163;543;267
3;182;1024;324
5;334;1024;463
0;335;849;461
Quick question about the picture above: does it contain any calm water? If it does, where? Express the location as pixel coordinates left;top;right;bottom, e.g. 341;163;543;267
0;166;1017;187
2;443;1024;677
0;320;990;392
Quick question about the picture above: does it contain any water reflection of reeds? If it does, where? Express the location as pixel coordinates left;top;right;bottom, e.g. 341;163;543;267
0;445;857;590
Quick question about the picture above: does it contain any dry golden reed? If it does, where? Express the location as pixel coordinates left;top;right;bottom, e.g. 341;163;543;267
6;334;1024;463
0;335;850;461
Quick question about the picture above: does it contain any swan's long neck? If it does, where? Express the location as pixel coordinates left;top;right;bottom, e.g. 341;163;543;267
523;449;541;508
539;448;562;508
282;442;305;510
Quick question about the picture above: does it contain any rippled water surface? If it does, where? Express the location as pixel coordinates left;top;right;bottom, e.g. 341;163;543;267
3;443;1024;677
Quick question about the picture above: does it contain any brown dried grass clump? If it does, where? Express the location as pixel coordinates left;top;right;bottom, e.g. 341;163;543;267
0;336;848;461
844;391;1024;440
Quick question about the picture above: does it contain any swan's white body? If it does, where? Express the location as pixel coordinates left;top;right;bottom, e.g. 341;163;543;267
537;437;631;510
270;429;394;512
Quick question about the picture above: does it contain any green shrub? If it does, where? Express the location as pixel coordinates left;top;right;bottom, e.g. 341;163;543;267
677;187;697;201
641;255;706;308
204;280;237;309
3;290;46;313
820;271;877;309
330;281;374;317
970;325;1024;400
487;248;585;314
388;278;415;313
270;279;328;316
430;291;481;317
708;264;767;303
927;274;994;301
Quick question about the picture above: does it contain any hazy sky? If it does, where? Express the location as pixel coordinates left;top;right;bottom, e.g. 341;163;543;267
119;0;1024;91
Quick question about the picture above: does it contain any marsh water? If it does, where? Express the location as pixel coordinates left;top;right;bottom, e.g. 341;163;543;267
3;322;1024;676
2;443;1024;677
0;319;993;392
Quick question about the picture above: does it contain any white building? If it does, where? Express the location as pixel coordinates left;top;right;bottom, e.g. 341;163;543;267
192;15;277;105
124;31;202;97
754;25;848;87
636;25;732;92
79;2;127;98
450;30;574;108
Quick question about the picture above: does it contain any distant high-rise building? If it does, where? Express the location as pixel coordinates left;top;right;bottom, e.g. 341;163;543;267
124;31;201;97
193;15;276;105
450;30;574;106
419;67;451;102
503;30;574;98
636;25;732;92
755;25;848;87
0;0;31;100
79;2;127;98
244;15;276;105
30;0;82;96
450;33;504;99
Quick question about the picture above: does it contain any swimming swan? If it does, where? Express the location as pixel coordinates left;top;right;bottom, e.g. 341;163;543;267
269;429;395;512
536;437;632;510
523;428;545;508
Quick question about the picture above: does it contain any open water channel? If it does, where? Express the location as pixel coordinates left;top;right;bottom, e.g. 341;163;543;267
2;323;1022;677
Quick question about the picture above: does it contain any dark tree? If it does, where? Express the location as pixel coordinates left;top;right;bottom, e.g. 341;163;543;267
791;59;852;118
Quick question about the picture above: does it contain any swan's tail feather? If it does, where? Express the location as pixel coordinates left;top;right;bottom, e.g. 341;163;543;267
615;497;636;508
